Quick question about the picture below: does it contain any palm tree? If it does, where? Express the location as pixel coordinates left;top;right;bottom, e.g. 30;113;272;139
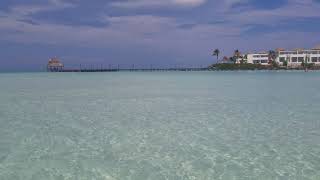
233;49;241;64
242;54;248;64
302;54;312;72
268;50;276;64
268;50;278;68
212;49;220;62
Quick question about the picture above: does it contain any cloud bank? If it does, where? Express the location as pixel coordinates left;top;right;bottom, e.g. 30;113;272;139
111;0;207;8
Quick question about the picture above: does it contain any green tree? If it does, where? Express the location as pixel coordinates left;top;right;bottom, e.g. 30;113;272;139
233;50;241;64
240;59;246;64
271;60;279;68
301;55;314;70
301;59;306;68
268;50;277;64
212;49;220;62
240;54;247;64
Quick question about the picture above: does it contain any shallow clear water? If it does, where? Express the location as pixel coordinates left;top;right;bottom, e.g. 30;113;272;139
0;71;320;180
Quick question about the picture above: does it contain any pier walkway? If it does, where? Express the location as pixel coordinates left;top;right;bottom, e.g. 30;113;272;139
49;68;209;72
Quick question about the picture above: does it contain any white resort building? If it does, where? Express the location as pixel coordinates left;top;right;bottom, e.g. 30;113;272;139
234;52;269;65
246;52;269;65
276;47;320;67
233;46;320;67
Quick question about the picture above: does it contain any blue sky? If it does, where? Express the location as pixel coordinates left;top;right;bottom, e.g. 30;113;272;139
0;0;320;71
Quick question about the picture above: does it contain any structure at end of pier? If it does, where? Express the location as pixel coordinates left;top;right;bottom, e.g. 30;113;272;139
47;57;64;72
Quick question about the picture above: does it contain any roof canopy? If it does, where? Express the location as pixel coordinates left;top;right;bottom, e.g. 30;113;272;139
48;58;63;67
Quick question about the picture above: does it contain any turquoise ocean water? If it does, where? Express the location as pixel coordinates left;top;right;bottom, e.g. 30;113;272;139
0;71;320;180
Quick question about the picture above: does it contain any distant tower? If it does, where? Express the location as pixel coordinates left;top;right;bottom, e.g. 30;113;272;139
47;57;64;72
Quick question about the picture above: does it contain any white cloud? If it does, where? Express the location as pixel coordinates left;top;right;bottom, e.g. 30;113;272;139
6;0;75;19
224;0;320;26
110;0;207;8
173;0;206;6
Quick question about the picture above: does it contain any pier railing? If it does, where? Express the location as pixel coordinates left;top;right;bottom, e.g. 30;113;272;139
48;67;209;72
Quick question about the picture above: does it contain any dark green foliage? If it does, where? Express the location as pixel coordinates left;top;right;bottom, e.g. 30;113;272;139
212;49;220;61
268;50;277;64
301;60;314;69
208;63;320;71
233;50;241;64
305;63;315;69
239;59;247;64
229;57;236;64
209;63;270;70
271;60;279;68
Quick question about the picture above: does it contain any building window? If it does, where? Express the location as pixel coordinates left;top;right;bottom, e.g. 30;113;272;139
261;60;268;63
312;57;318;62
298;57;304;62
253;60;260;64
291;57;298;62
279;57;285;62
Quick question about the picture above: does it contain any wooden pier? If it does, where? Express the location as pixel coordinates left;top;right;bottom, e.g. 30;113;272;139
46;58;210;72
49;67;209;72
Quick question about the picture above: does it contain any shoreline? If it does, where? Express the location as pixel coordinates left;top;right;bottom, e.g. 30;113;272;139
209;63;320;71
3;65;320;74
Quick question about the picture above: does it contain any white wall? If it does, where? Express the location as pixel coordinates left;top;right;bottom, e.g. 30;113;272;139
246;53;269;65
276;50;320;67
